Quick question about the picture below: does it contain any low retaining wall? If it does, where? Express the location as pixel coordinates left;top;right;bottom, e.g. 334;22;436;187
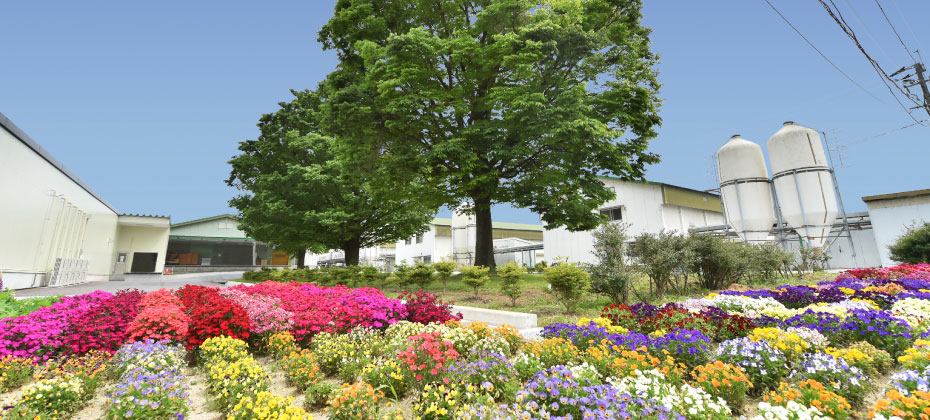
452;305;537;329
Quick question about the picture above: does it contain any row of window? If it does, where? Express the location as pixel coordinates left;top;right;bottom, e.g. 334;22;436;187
404;235;424;245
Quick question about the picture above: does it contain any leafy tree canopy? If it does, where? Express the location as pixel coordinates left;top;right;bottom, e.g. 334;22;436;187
227;88;436;265
319;0;662;267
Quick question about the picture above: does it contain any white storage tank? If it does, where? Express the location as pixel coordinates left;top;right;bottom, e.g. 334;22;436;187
767;121;838;248
717;135;776;242
451;206;476;264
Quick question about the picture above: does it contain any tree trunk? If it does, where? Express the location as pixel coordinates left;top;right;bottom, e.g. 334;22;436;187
296;252;306;269
343;238;361;266
473;198;496;270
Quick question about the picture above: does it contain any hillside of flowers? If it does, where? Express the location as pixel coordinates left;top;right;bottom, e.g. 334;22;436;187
0;264;927;419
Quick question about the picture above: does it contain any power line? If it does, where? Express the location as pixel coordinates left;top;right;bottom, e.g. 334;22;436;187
849;119;929;146
873;0;916;63
760;0;885;104
817;0;925;123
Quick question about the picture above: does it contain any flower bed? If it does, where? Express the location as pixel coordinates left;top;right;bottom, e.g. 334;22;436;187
0;265;926;419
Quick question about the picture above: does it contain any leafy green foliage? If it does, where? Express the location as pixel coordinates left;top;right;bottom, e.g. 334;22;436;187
407;262;435;290
227;88;436;265
627;231;692;298
319;0;662;267
431;261;457;295
889;222;930;264
460;265;491;296
589;222;635;304
498;262;526;307
0;291;61;319
543;263;590;313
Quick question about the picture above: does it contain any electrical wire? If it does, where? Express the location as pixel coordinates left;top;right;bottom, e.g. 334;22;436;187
849;119;929;146
760;0;885;104
817;0;925;123
874;0;917;63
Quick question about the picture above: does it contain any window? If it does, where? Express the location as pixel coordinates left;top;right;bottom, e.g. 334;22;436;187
415;235;423;244
405;238;412;245
599;207;622;222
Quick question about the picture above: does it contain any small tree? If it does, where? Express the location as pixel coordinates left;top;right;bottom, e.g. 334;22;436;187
889;222;930;264
498;262;526;307
407;261;435;290
533;261;548;273
626;231;692;299
388;263;410;286
589;222;635;304
459;265;490;297
432;260;458;295
543;263;591;313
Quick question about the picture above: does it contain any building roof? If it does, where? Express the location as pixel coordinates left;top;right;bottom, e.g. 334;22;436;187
596;175;720;197
430;217;543;231
171;214;238;227
862;189;930;203
0;111;118;213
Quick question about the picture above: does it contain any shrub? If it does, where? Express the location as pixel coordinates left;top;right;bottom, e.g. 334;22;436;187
326;381;383;420
176;285;251;348
459;265;490;296
0;291;61;319
627;231;692;298
648;328;712;369
127;289;190;344
533;260;548;272
63;289;144;354
400;291;461;324
543;263;590;313
497;261;525;307
889;222;930;264
839;309;913;357
198;336;250;366
218;288;293;337
432;260;457;294
407;261;436;290
589;222;635;304
687;233;743;290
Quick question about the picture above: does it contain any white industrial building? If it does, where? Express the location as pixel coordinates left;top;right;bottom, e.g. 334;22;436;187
862;189;930;267
0;112;170;289
308;213;544;270
543;177;725;265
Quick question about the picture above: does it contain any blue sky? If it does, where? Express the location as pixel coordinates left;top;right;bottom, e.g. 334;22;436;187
2;1;927;225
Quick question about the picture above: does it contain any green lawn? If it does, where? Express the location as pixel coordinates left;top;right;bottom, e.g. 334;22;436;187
234;270;838;327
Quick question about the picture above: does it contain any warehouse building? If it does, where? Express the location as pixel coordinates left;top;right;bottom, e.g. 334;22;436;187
165;214;292;273
0;112;170;289
543;177;725;265
308;214;544;270
862;189;930;267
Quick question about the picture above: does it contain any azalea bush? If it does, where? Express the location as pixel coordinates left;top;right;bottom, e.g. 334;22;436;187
400;291;461;324
176;285;251;348
126;289;190;344
62;289;144;354
398;331;459;384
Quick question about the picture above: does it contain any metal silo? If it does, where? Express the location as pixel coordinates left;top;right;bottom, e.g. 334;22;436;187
717;135;776;242
767;121;838;248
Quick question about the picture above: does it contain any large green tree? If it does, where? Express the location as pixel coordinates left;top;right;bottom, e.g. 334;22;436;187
320;0;662;268
227;88;435;266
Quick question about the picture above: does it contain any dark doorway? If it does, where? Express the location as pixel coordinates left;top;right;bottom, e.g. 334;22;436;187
130;252;158;273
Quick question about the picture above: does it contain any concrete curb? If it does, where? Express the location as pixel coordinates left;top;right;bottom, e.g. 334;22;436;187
452;305;537;329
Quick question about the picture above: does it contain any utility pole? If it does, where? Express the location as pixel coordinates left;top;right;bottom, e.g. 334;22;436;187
914;62;930;118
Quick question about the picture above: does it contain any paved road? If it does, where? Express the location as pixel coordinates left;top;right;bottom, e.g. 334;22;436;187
11;271;245;297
